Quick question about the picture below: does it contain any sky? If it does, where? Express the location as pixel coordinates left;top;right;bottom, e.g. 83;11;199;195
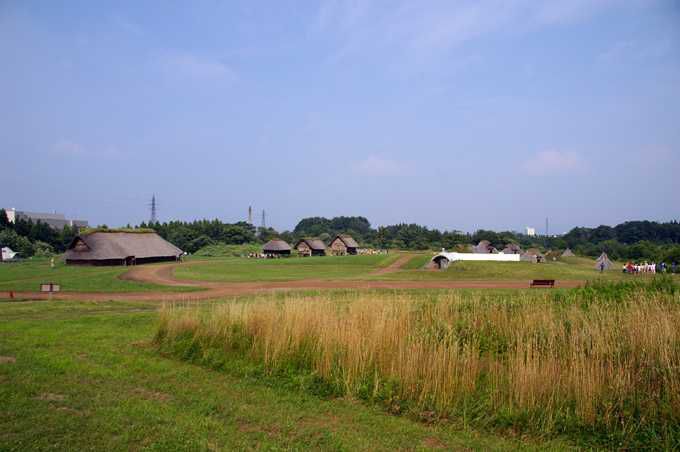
1;0;679;234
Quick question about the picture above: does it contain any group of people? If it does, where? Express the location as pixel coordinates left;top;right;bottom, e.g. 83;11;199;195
622;261;676;274
247;252;285;259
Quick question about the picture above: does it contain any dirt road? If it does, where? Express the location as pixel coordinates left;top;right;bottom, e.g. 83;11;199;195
0;258;585;302
370;254;415;275
0;255;583;301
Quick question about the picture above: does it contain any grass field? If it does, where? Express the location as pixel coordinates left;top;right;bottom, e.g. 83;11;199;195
0;295;572;451
374;256;632;281
155;280;680;449
176;253;634;284
175;254;401;283
0;259;196;293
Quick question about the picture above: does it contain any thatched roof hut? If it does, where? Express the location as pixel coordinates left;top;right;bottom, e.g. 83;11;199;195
501;243;522;254
329;234;359;255
473;240;497;254
595;252;614;270
522;248;545;263
65;231;183;266
561;248;575;257
295;238;326;257
262;239;292;256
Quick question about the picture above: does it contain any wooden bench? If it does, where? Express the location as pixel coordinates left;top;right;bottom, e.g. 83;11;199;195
530;279;555;288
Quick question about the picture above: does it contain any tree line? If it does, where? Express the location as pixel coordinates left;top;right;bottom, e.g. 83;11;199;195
0;209;78;257
2;208;679;263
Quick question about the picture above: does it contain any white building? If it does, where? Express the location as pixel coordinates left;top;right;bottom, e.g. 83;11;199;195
4;208;88;230
432;250;520;269
525;227;536;237
1;247;18;261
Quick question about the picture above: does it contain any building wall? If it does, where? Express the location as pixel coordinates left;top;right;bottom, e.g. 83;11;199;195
432;252;521;263
297;242;312;256
330;238;347;255
4;208;88;230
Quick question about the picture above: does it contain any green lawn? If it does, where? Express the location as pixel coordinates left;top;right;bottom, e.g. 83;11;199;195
372;255;639;281
0;296;572;451
176;254;401;283
0;258;196;293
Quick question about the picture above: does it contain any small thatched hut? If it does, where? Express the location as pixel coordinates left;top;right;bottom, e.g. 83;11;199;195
595;252;614;270
562;248;575;257
262;239;292;257
501;243;522;254
329;235;359;255
295;238;326;257
65;230;183;266
473;240;497;254
521;248;545;263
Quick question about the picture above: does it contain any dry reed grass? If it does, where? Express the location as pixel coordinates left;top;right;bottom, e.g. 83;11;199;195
155;285;680;446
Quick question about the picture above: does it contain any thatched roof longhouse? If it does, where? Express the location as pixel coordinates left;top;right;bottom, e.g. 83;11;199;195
65;231;183;265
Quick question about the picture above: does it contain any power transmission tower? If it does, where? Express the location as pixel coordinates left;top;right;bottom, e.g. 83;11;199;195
149;194;157;224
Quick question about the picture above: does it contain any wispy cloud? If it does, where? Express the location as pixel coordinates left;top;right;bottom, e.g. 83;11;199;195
52;140;122;158
157;52;236;81
314;0;629;69
523;149;584;174
354;154;402;176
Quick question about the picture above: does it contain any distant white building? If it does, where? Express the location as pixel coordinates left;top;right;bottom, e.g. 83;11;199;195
525;227;536;237
4;208;88;230
1;247;18;261
432;250;520;269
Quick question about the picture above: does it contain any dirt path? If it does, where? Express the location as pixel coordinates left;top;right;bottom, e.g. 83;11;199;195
0;259;586;302
120;262;210;287
370;254;415;275
0;267;584;302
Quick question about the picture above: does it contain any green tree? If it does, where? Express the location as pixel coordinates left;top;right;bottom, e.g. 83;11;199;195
186;235;215;254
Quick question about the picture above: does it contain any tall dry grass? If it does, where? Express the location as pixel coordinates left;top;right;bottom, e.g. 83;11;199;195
155;283;680;446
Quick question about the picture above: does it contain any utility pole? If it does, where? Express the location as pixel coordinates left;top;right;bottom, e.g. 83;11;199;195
149;194;157;224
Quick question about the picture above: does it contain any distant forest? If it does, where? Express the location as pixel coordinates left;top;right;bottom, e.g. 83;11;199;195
1;208;680;263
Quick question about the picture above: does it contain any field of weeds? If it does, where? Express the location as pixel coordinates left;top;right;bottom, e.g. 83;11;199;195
155;278;680;449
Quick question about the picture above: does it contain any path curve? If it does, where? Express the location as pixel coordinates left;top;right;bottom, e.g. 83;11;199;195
370;254;415;275
0;259;585;302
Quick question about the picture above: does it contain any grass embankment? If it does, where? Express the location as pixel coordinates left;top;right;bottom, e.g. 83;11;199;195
0;259;195;293
155;279;680;449
374;256;631;281
0;296;563;450
176;254;401;282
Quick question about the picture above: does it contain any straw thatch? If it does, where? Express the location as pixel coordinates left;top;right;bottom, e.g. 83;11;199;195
595;252;614;270
295;238;327;256
520;253;538;263
65;231;183;265
335;235;358;248
330;234;359;255
501;243;522;254
262;239;292;254
562;248;575;257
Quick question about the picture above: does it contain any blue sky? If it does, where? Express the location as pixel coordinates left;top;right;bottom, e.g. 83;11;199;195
1;1;679;233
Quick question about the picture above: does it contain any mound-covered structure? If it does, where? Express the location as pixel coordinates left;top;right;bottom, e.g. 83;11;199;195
262;239;292;256
65;230;183;266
